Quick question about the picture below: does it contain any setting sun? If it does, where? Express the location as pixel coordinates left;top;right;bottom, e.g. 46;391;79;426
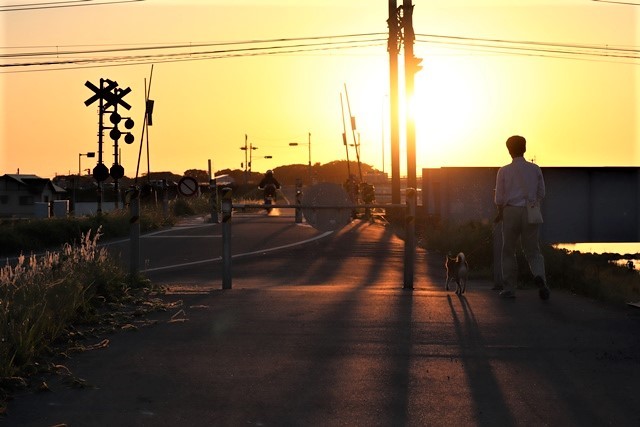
1;0;638;178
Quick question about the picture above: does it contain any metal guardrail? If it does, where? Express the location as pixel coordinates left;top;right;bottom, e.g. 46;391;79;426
222;192;417;291
128;189;418;292
231;203;406;210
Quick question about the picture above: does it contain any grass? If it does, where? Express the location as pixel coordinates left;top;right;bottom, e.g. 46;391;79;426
417;219;640;306
0;228;166;407
0;195;224;257
0;199;217;411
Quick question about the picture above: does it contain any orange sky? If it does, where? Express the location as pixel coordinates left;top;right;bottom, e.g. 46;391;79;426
1;0;638;179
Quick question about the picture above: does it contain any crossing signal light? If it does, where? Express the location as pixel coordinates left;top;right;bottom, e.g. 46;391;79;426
146;99;155;126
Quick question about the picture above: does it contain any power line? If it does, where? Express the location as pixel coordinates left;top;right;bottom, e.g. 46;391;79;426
0;40;387;73
416;33;639;54
2;31;639;73
1;38;386;67
415;34;640;62
0;0;144;12
592;0;640;5
0;33;387;58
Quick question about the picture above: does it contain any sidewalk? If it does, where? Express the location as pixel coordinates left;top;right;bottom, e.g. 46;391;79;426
4;221;640;426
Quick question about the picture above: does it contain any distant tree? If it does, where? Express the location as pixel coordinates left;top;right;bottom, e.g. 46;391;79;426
184;169;210;183
142;171;182;184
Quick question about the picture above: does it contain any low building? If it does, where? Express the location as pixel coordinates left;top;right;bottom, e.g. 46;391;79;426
0;174;67;218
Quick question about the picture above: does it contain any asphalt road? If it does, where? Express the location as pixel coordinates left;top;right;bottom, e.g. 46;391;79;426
4;217;640;426
106;209;330;286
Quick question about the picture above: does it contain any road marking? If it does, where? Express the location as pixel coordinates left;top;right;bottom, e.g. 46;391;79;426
141;230;333;273
142;235;221;239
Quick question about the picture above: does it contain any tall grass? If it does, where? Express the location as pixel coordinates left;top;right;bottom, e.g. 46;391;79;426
417;219;640;305
0;228;133;379
0;204;178;257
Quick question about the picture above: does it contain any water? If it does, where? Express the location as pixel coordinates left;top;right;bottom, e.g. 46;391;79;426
555;242;640;256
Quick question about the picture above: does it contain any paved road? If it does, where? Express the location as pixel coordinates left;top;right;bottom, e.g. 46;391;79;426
105;210;329;285
4;219;640;426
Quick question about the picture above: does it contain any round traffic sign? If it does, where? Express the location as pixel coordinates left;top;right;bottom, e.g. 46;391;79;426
93;163;109;182
110;164;125;180
178;176;199;197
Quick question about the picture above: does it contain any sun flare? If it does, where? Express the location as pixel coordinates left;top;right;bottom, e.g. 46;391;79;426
412;57;492;167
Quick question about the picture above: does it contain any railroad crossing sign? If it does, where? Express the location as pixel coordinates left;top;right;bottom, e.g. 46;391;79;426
178;176;199;197
84;78;135;184
84;79;132;110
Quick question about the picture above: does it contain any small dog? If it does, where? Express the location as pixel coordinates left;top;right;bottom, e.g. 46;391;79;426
445;252;469;295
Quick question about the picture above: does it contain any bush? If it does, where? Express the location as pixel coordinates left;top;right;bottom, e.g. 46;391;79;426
0;229;134;378
415;218;640;304
0;206;176;257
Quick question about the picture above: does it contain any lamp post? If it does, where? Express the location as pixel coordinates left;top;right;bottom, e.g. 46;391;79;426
289;132;311;184
79;152;96;175
240;134;258;185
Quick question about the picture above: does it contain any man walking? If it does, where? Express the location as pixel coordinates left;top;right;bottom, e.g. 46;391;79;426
494;135;550;300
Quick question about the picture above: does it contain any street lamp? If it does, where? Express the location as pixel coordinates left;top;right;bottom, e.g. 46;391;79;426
289;132;311;183
79;152;95;175
240;134;258;184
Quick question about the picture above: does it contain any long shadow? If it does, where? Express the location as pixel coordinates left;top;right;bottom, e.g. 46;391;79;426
255;221;412;424
448;294;517;426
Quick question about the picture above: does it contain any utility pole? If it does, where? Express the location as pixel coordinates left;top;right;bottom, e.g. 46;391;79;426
240;134;248;185
403;0;422;191
388;0;401;204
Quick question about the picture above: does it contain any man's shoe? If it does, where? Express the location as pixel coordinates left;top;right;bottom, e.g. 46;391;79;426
499;290;516;299
539;286;551;300
491;284;504;291
534;276;550;300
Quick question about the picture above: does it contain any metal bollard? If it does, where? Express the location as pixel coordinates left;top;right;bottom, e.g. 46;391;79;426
295;178;303;223
127;186;140;276
210;179;219;223
162;179;169;220
403;188;416;289
221;187;233;289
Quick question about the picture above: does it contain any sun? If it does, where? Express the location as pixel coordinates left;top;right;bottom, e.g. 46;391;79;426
411;56;491;167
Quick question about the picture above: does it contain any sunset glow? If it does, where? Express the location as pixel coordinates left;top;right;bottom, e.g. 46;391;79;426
1;0;638;178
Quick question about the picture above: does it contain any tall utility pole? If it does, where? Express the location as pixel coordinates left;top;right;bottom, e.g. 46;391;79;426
403;0;421;191
241;134;248;185
388;0;401;204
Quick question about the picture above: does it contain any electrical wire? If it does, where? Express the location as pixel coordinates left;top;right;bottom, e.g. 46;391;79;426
0;36;387;71
414;33;640;64
1;41;387;73
0;33;387;58
592;0;640;5
2;31;639;74
0;0;144;12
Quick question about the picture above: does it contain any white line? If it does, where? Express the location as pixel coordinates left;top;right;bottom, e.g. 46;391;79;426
141;230;333;273
142;235;221;239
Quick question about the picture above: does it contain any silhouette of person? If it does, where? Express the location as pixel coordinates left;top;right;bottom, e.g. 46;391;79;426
258;170;281;200
258;170;281;190
494;135;550;300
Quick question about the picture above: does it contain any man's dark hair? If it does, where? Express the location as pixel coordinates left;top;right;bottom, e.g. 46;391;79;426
506;135;526;157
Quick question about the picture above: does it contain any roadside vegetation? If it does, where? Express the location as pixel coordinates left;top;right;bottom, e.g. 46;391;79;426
418;219;640;306
0;197;211;411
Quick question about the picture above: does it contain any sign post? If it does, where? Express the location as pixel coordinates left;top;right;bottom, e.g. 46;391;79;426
221;187;233;289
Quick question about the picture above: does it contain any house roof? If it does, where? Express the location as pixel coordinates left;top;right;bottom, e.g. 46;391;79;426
1;174;67;194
